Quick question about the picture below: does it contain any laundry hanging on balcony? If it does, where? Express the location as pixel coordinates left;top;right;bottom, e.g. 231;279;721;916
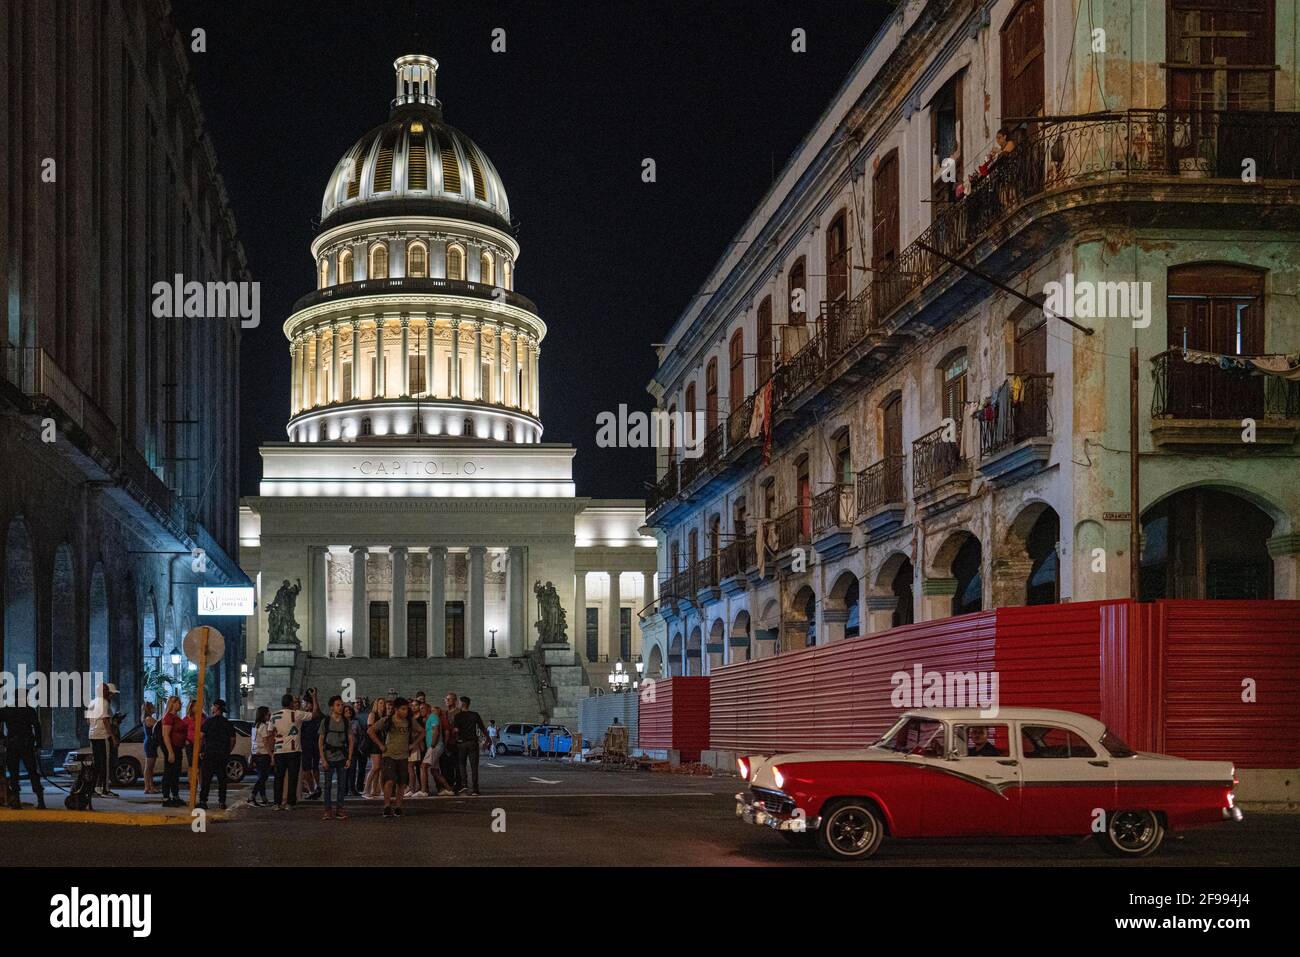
1179;347;1300;381
747;379;775;464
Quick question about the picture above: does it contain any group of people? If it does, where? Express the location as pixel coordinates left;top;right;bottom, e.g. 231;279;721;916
139;692;238;809
250;689;496;820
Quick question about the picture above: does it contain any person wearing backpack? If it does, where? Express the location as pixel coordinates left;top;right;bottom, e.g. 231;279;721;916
318;695;355;820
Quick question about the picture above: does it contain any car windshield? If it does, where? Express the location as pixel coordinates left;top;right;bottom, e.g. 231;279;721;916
1100;728;1137;758
875;717;946;755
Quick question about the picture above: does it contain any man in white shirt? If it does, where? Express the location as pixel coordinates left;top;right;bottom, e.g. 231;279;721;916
271;690;319;809
84;683;119;798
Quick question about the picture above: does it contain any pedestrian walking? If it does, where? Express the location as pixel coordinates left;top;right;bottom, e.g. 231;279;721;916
318;695;355;820
421;706;453;796
0;703;45;809
486;719;499;758
453;696;491;796
197;699;236;809
85;682;120;797
250;706;274;806
271;689;319;810
159;696;186;807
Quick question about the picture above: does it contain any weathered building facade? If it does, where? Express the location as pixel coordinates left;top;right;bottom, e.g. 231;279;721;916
643;0;1300;677
1;0;249;746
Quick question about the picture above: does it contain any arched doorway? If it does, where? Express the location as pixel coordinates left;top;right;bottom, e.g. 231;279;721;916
50;545;77;748
890;558;914;626
825;571;860;642
645;643;664;679
996;503;1061;607
952;537;983;614
789;585;817;649
1141;488;1275;599
3;519;37;700
707;618;725;671
730;610;751;663
668;633;684;677
872;553;914;631
686;626;702;676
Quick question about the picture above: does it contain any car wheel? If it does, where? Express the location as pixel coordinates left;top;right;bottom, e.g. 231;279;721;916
816;800;885;861
224;756;247;784
1096;810;1165;858
113;758;141;787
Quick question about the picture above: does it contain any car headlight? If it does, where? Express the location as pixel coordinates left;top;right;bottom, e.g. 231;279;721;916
772;765;785;790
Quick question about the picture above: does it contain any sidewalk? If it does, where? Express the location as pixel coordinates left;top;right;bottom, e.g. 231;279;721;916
1;780;241;826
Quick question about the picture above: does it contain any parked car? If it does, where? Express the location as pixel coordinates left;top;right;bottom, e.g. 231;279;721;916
736;707;1241;861
495;722;534;755
62;720;253;787
528;725;574;756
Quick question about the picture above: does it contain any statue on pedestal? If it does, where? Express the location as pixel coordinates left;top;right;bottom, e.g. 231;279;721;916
266;578;303;646
533;580;568;644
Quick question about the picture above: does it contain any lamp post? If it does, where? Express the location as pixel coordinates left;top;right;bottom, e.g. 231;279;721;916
488;628;498;658
335;628;347;658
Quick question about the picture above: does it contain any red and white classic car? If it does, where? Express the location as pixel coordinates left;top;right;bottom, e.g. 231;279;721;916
736;707;1241;861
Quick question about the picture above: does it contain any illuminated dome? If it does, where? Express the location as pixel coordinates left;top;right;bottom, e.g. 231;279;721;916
320;55;511;230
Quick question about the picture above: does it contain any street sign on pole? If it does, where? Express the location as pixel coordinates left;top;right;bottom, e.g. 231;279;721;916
183;625;226;811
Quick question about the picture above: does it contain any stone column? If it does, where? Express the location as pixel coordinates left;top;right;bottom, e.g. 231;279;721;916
348;318;361;401
450;318;461;398
574;569;587;656
1268;534;1300;600
290;336;299;412
495;323;505;404
374;317;386;398
864;596;898;634
641;571;655;614
921;577;957;621
330;320;341;403
507;545;526;656
515;334;525;411
530;340;540;416
424;317;434;399
350;547;369;657
399;314;411;396
467;545;486;658
606;570;621;661
310;546;328;657
428;546;447;657
472;320;483;400
390;546;407;658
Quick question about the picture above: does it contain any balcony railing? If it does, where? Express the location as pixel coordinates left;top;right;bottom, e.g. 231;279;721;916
980;373;1053;459
811;484;855;535
856;454;905;515
1151;350;1300;420
913;425;967;496
693;555;719;592
719;534;756;579
775;506;811;553
292;275;539;316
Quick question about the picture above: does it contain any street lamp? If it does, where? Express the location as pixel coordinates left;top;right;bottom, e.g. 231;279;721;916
608;660;631;690
168;644;182;667
334;628;347;658
488;628;498;657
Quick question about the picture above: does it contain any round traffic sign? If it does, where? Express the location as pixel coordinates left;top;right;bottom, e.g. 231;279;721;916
183;625;226;665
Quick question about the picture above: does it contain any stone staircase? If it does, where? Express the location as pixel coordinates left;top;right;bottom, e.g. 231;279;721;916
295;655;548;725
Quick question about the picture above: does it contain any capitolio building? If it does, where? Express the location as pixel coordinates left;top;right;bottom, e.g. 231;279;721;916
239;56;656;723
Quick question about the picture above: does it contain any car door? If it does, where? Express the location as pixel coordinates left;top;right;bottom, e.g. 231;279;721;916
925;723;1023;836
1016;723;1116;836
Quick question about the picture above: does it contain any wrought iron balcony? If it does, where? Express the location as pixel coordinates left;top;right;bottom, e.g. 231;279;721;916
856;455;905;515
693;555;719;594
811;484;855;536
979;373;1053;459
1150;349;1300;448
719;534;756;580
913;425;968;497
774;505;811;554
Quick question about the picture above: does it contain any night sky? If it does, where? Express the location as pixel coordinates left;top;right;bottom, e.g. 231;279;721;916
172;0;891;500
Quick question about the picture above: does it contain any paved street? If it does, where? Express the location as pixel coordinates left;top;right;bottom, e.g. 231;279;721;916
3;756;1296;866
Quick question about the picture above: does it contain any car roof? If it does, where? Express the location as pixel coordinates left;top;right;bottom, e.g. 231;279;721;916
901;708;1107;738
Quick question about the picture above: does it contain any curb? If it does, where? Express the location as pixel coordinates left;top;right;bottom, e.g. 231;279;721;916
0;807;228;826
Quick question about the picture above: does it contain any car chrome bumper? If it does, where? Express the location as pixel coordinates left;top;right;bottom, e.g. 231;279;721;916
734;793;819;832
1222;806;1244;822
